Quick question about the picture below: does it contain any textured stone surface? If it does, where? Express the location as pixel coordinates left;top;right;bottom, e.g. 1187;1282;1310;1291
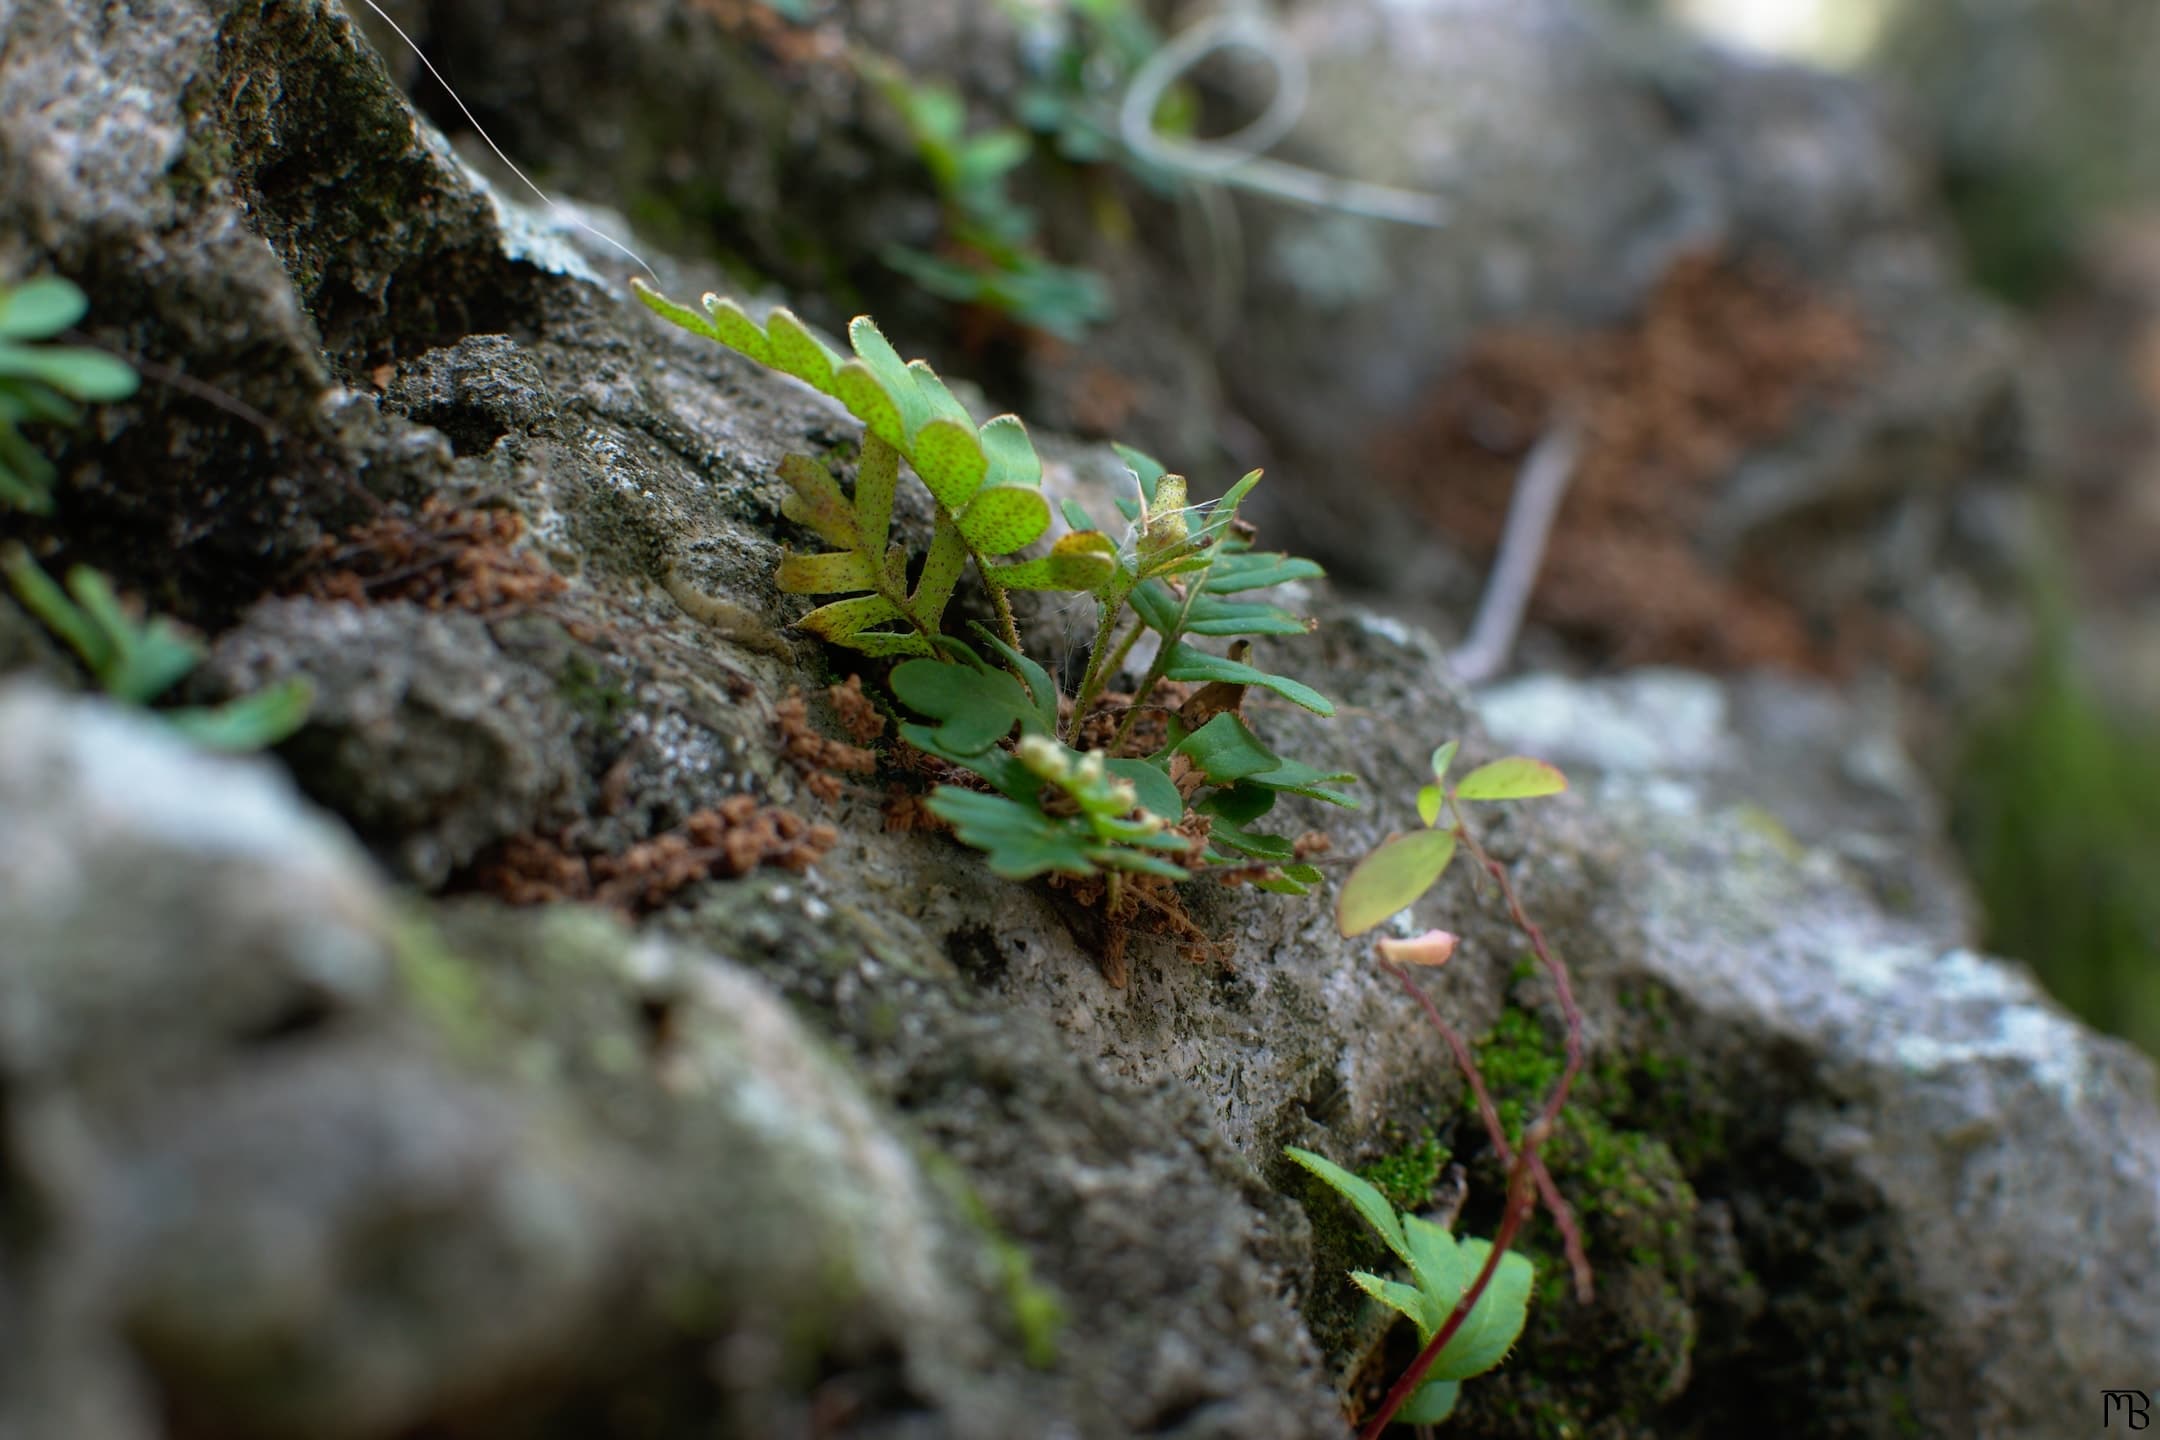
2;3;2156;1438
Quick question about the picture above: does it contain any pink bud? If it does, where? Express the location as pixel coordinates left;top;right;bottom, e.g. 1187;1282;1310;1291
1375;930;1459;966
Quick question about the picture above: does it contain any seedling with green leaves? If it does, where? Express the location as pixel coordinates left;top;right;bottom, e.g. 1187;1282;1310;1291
1286;1147;1533;1425
0;276;140;514
634;283;1353;915
1319;740;1588;1436
1337;742;1568;937
2;545;312;750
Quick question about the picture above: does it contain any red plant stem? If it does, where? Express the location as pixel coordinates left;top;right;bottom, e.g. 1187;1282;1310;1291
1380;960;1592;1305
1356;806;1592;1436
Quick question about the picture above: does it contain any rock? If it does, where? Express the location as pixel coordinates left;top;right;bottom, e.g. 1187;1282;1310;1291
202;599;594;885
1478;665;2160;1436
1477;666;1977;942
0;684;1098;1439
3;3;2156;1438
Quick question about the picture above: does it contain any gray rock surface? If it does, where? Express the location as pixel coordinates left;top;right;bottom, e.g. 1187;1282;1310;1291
1481;666;2160;1435
1;3;2155;1439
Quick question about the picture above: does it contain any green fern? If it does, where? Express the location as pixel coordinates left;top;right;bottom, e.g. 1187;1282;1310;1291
634;283;1116;656
636;283;1354;897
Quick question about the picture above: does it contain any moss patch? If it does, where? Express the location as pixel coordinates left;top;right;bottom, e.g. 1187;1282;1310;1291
1358;1130;1450;1214
1448;1005;1705;1439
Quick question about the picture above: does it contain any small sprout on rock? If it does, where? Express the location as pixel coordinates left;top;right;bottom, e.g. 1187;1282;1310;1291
0;275;139;515
1287;1146;1534;1425
2;544;311;751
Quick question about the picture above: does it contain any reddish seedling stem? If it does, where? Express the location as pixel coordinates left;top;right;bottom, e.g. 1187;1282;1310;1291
1357;807;1591;1437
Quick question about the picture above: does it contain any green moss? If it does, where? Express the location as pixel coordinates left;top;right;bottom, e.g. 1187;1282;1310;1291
924;1155;1065;1369
392;908;496;1056
1449;1005;1704;1436
558;652;634;733
1357;1130;1449;1213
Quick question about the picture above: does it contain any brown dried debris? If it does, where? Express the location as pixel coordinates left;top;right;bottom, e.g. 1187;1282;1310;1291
1071;681;1189;757
1377;252;1869;671
472;794;837;915
775;686;880;803
1051;869;1223;988
828;674;888;746
298;497;568;618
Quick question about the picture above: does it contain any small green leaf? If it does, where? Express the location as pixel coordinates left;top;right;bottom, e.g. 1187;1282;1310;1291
988;530;1117;591
1182;593;1310;637
1395;1379;1462;1425
1428;1240;1535;1382
956;128;1031;186
926;788;1099;878
1453;757;1568;802
776;550;879;594
3;544;105;666
776;453;857;549
1125;578;1183;637
958;484;1051;555
1284;1147;1410;1265
907;359;973;425
1336;829;1457;936
1175;713;1278;784
841;631;935;658
854;435;901;550
0;346;138;399
702;293;774;359
978;414;1042;490
633;279;727;347
1206;821;1294;862
848;316;933;436
64;567;199;702
1161;644;1332;716
1416;784;1444;827
891;657;1044;752
0;276;89;339
163;678;314;751
1217;467;1262;512
1197;783;1276;827
763;309;842;393
1243;754;1358;808
1351;1272;1444;1336
796;593;904;642
912;517;970;619
833;360;909;448
1430;740;1460;786
911;416;988;510
1204;550;1325;594
971;624;1061;736
1103;757;1182;823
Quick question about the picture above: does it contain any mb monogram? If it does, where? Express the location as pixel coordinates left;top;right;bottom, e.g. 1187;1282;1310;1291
2104;1391;2152;1429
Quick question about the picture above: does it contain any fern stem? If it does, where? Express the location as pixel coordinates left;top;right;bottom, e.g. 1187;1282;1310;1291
1106;568;1208;753
1102;617;1146;686
1068;588;1132;745
985;575;1023;656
